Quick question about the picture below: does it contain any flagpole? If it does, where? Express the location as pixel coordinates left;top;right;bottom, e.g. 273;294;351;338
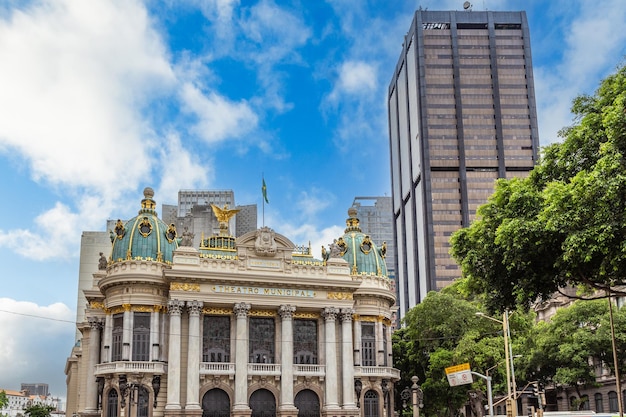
262;175;266;227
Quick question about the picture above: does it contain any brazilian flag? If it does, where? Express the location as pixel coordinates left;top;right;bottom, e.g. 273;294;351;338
262;178;269;204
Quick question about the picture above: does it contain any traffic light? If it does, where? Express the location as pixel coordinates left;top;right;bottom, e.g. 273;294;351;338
532;382;539;398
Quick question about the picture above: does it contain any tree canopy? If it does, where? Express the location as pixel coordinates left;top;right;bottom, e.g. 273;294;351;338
393;282;535;416
23;405;55;417
450;64;626;312
0;391;8;417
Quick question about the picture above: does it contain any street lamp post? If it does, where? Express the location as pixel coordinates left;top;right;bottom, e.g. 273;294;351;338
411;376;423;417
476;311;516;417
401;376;423;417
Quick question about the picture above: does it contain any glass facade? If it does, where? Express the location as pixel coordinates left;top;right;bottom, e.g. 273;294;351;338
389;10;539;318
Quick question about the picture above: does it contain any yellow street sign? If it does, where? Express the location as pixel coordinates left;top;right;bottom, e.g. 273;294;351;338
445;362;470;375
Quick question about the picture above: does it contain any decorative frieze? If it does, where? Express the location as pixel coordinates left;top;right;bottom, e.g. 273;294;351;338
327;292;352;300
170;282;200;292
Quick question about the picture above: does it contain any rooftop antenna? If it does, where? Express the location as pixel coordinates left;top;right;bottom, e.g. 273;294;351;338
463;1;472;10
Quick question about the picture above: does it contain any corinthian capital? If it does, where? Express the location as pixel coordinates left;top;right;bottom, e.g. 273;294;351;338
168;299;185;315
187;300;203;316
322;307;339;322
278;305;296;319
233;302;251;318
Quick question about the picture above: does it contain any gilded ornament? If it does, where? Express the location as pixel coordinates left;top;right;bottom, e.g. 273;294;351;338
138;217;152;237
90;301;105;310
170;282;200;292
327;292;352;300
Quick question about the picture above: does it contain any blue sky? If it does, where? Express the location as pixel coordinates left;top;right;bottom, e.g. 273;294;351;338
0;0;625;402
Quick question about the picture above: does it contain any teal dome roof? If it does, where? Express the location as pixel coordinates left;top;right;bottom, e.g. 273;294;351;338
110;187;179;264
336;207;388;277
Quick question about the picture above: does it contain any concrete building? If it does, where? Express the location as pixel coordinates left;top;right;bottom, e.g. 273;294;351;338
0;388;59;417
162;190;257;247
65;188;398;417
388;9;539;317
20;383;49;397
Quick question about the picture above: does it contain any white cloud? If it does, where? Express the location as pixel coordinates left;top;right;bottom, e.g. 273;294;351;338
0;1;254;260
295;188;337;218
0;0;175;193
157;133;212;199
533;0;626;144
327;61;377;103
181;82;258;143
0;298;74;397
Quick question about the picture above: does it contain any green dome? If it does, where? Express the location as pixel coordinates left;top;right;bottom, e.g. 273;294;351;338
110;187;179;264
337;207;388;277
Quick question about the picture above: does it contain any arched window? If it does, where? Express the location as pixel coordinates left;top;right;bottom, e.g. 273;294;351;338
580;395;589;410
361;323;376;366
608;391;618;412
137;386;149;417
595;393;604;412
106;389;118;417
202;389;230;417
363;390;379;417
293;320;318;364
569;396;577;410
250;318;275;363
250;389;276;417
295;390;320;417
203;316;230;362
112;314;123;361
132;313;151;361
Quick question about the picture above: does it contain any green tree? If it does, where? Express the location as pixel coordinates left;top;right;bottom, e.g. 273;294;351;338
23;404;55;417
395;282;536;415
0;390;8;417
451;64;626;312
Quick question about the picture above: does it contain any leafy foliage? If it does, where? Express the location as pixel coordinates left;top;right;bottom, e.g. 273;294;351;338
393;282;535;416
23;405;55;417
0;391;8;417
451;64;626;312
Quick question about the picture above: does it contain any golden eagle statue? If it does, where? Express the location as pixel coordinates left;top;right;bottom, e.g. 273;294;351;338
210;204;240;236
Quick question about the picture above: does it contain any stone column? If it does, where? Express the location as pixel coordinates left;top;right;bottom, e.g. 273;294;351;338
186;300;203;410
353;318;362;366
103;313;112;363
122;304;131;361
233;302;251;411
376;318;384;366
150;308;160;361
322;307;339;410
340;309;357;409
165;299;184;410
85;317;102;413
278;305;297;416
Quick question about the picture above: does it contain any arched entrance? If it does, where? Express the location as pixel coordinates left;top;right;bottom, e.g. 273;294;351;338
106;389;119;417
295;389;320;417
137;386;149;417
363;390;379;417
250;389;276;417
202;389;230;417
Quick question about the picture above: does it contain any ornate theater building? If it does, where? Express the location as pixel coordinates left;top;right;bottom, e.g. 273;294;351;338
65;188;399;417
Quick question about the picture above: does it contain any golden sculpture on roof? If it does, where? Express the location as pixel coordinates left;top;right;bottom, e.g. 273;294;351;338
211;204;240;236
